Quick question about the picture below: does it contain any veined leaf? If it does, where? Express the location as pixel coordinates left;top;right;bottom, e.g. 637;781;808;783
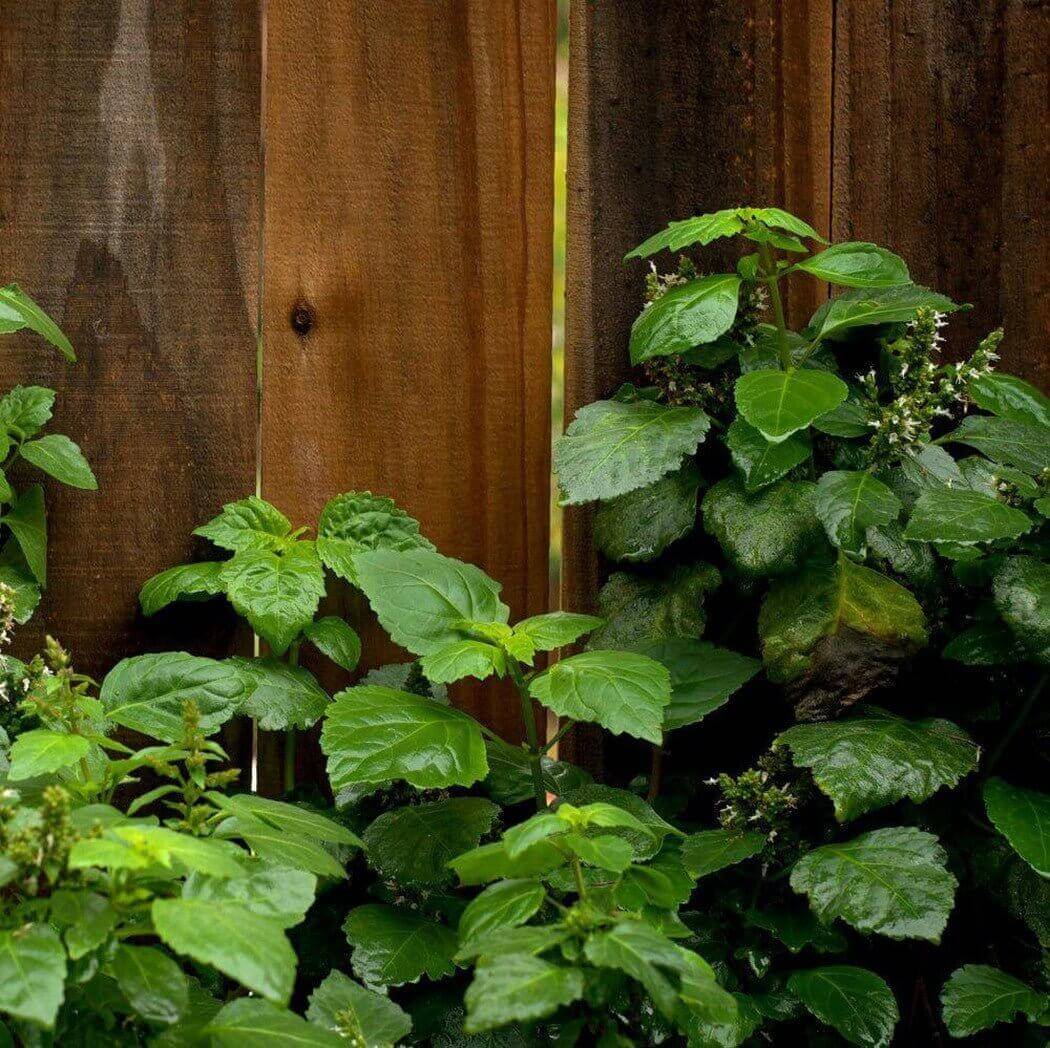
940;965;1048;1038
0;285;75;360
807;284;962;342
457;879;547;946
744;905;846;954
993;555;1050;664
794;242;909;288
302;616;361;672
20;434;96;489
230;656;329;732
682;829;765;879
735;369;848;443
815;471;901;554
3;485;46;585
968;373;1050;427
0;386;54;437
109;944;188;1025
903;488;1031;544
788;967;898;1047
626;209;747;258
511;611;603;652
306;969;412;1044
182;863;317;927
7;728;90;780
139;562;225;616
629;274;741;364
464;954;584;1032
984;778;1050;878
725;418;811;492
220;817;346;880
420;639;505;684
0;924;66;1027
942;415;1049;476
344;904;456;987
449;839;565;887
206;998;342;1046
212;793;359;846
194;496;291;552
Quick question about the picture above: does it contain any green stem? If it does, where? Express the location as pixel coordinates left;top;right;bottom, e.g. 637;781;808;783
758;242;792;371
647;736;665;802
987;672;1047;774
571;855;587;899
544;719;575;754
507;656;547;811
283;639;302;795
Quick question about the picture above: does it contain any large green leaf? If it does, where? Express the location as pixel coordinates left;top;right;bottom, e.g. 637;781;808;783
637;639;759;732
759;557;928;683
778;712;978;822
993;555;1050;664
794;243;909;289
354;549;508;656
321;685;487;790
806;284;962;342
968;373;1050;427
316;490;434;584
363;798;499;886
100;652;244;742
0;925;65;1027
70;825;246;879
216;817;345;880
212;793;359;846
788;967;898;1047
483;738;592;806
529;650;671;744
815;471;901;553
510;611;603;652
207;998;343;1046
555;399;710;504
464;954;584;1032
420;639;506;684
559;784;678;861
734;369;848;443
458;879;547;947
0;386;54;437
20;434;96;489
940;965;1048;1038
449;839;565;887
594;463;701;562
0;285;75;360
703;477;821;578
725;418;811;492
790;827;956;941
629;274;741;363
49;889;118;959
230;656;329;731
3;485;46;585
152;898;296;1003
307;969;412;1044
344;904;457;987
682;829;765;879
109;944;188;1025
626;209;748;258
194;496;291;552
903;488;1032;544
139;561;226;616
221;542;326;655
7;728;90;780
984;778;1050;878
182;862;317;927
302;616;361;672
942;415;1050;475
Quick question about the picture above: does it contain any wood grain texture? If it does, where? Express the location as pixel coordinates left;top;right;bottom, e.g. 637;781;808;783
561;0;832;766
0;1;261;771
832;0;1048;386
262;0;556;789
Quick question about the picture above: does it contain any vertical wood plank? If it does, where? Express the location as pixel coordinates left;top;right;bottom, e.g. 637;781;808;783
262;0;556;790
831;0;1048;385
0;1;261;772
562;0;832;766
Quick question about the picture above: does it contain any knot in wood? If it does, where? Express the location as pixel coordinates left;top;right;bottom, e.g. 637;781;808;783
289;301;315;336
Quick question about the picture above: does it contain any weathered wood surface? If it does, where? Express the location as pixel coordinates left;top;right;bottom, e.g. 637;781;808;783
0;1;261;771
260;0;557;789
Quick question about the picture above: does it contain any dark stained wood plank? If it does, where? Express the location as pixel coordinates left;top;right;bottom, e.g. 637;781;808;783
0;1;261;774
561;0;833;766
261;0;557;791
831;0;1048;386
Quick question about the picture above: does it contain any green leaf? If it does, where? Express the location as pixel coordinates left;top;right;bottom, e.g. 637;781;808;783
483;737;592;806
0;285;75;360
363;798;499;886
511;611;603;652
968;373;1050;427
629;275;741;364
637;639;759;732
3;485;46;585
109;944;188;1025
316;490;434;585
464;954;584;1032
940;964;1048;1038
725;418;811;492
594;463;701;562
993;555;1050;664
354;549;509;657
625;209;747;258
100;652;245;742
559;784;678;861
0;925;66;1027
903;488;1032;544
744;905;847;954
589;561;720;649
230;656;329;731
420;640;505;684
794;243;910;288
207;998;343;1047
788;967;898;1047
529;650;671;744
139;561;226;616
555;399;710;504
734;369;848;443
213;793;359;846
182;863;317;927
943;621;1024;665
194;496;291;552
815;471;901;553
702;477;821;578
747;206;827;243
790;827;956;941
77;824;246;878
19;434;96;490
984;778;1050;878
682;829;765;879
778;712;979;821
807;284;963;342
812;396;875;438
0;386;54;438
49;889;118;959
152;898;296;1003
221;543;326;655
344;904;457;987
321;685;488;791
450;839;565;886
217;818;345;880
307;969;412;1045
942;415;1050;476
759;558;928;683
458;879;546;946
302;616;361;672
7;728;90;780
0;562;40;624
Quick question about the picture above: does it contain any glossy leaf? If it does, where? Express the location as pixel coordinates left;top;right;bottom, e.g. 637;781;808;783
629;274;741;363
139;561;225;616
20;434;96;489
306;969;412;1044
794;242;909;288
625;209;747;258
301;616;361;672
942;415;1049;476
735;368;848;443
940;964;1048;1038
511;611;603;652
207;998;342;1047
904;488;1031;544
788;967;898;1047
725;418;811;492
984;778;1050;878
682;829;765;879
0;285;75;360
807;284;962;342
458;879;547;947
0;386;54;437
815;471;901;553
993;555;1050;664
109;944;188;1025
3;485;46;585
7;728;90;780
0;925;66;1027
968;372;1050;427
230;656;329;731
464;954;584;1032
344;904;457;987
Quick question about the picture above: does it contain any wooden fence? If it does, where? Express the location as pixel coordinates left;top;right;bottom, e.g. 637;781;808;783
0;1;1045;791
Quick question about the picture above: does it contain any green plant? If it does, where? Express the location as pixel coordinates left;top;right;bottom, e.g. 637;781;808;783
552;206;1050;1044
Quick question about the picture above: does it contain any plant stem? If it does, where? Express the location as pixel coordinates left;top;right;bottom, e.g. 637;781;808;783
283;639;302;795
758;242;792;371
987;672;1047;773
571;855;587;898
647;737;665;802
507;656;547;811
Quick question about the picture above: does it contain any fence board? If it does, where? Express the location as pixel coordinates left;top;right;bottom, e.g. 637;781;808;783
0;1;261;774
261;0;556;791
562;0;833;767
